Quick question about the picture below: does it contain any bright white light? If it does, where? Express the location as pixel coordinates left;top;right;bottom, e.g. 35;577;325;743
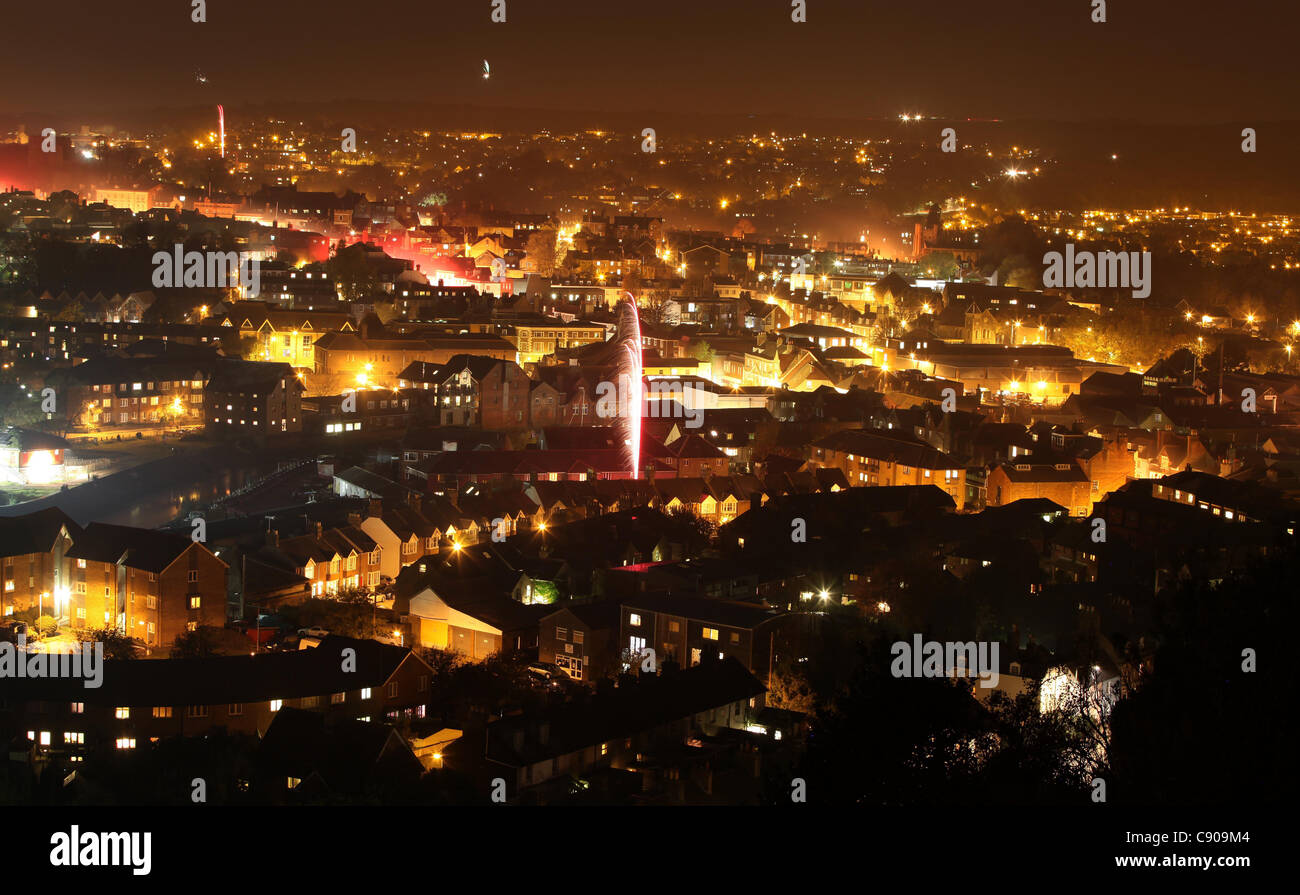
25;450;58;484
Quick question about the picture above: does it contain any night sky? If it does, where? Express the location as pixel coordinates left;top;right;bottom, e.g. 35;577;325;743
0;0;1297;124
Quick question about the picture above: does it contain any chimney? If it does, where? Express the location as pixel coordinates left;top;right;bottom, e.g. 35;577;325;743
314;521;324;538
409;492;422;514
368;498;383;518
347;512;361;527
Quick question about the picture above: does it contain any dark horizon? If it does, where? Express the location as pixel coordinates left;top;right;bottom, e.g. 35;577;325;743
3;0;1298;124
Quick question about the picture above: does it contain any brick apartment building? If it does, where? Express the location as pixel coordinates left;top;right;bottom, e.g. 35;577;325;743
986;462;1092;517
204;359;304;436
65;523;228;648
0;508;77;618
49;355;214;432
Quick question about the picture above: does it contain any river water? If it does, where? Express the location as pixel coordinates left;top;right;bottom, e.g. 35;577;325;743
0;446;304;529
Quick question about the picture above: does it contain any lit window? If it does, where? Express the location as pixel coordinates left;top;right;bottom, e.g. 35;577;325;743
115;707;130;719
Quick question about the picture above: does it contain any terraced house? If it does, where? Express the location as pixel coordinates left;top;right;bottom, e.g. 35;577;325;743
619;594;788;680
268;522;383;596
4;637;435;755
358;494;510;577
650;476;761;527
360;501;441;579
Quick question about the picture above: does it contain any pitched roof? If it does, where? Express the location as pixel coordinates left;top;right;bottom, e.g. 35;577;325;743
66;522;218;573
620;593;780;629
206;358;297;393
0;427;70;453
484;657;765;766
334;466;409;499
4;636;424;705
541;601;621;630
257;708;418;791
814;429;962;470
0;507;79;558
994;462;1089;483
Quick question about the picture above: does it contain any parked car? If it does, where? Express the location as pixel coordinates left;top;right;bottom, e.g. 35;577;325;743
298;626;330;638
526;662;563;688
